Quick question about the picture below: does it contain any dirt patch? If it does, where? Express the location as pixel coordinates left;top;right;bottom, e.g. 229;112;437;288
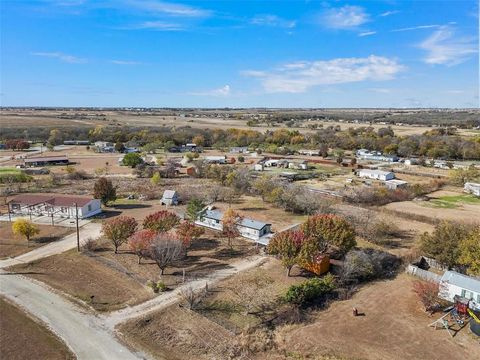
8;249;153;312
0;221;74;259
0;297;75;360
278;274;480;360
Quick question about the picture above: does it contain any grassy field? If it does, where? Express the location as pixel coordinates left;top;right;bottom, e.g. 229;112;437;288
427;194;480;208
0;167;32;183
0;298;75;360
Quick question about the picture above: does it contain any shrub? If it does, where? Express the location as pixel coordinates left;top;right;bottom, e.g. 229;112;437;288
283;274;336;305
341;248;400;285
81;237;98;252
412;280;443;313
147;280;167;293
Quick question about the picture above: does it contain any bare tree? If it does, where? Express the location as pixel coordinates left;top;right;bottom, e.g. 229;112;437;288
147;234;184;275
179;285;207;310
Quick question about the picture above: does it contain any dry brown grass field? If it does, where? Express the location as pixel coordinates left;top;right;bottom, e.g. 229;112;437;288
0;222;74;259
1;108;478;137
0;297;75;360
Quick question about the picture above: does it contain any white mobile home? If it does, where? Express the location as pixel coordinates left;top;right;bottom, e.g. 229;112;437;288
439;271;480;311
464;182;480;197
195;209;272;242
8;194;101;219
357;169;395;181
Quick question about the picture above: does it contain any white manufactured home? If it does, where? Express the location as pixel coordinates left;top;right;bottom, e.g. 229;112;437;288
8;194;102;219
357;169;395;181
439;271;480;311
464;182;480;197
195;209;272;242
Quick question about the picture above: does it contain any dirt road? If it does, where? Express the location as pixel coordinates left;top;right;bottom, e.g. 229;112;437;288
105;255;267;328
0;270;142;360
0;222;101;269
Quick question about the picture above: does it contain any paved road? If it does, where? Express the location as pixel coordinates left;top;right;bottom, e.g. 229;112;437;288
0;222;102;269
0;270;142;360
105;255;267;328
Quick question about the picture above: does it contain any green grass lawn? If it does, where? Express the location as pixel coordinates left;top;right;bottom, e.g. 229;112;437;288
427;194;480;209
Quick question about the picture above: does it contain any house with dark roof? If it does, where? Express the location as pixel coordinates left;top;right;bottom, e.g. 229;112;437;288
195;209;272;242
8;194;101;219
24;155;69;167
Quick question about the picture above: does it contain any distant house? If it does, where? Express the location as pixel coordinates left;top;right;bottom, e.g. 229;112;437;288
439;271;480;311
404;158;419;166
288;160;308;170
94;141;115;153
8;194;101;219
160;190;179;206
464;182;480;197
298;149;321;156
204;156;226;164
254;163;264;171
230;147;248;154
356;149;398;162
357;169;395;181
63;140;90;146
24;155;69;167
195;209;272;242
385;179;408;190
264;159;280;167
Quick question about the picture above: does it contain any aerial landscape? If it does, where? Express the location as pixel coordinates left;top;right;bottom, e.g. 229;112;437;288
0;1;479;360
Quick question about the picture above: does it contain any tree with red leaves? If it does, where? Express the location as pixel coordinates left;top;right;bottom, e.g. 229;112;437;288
412;280;441;313
222;208;242;248
301;214;356;255
128;229;156;264
143;210;180;233
102;216;138;254
267;230;305;276
176;221;205;255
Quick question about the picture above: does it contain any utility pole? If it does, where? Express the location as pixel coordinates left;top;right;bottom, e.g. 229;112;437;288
74;202;80;251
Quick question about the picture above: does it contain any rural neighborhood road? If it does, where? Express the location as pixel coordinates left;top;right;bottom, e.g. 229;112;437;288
0;222;267;359
0;270;142;360
104;255;267;328
0;222;102;269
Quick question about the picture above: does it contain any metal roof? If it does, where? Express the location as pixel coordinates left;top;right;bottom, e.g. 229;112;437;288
24;155;68;163
162;190;177;199
203;209;270;230
441;271;480;293
10;194;94;207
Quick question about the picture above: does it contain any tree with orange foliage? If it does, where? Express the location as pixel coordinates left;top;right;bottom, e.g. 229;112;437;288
176;221;205;255
143;210;180;233
102;216;138;254
222;208;242;248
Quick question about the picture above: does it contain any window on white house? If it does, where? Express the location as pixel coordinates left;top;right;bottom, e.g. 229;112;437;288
88;204;92;211
461;290;473;299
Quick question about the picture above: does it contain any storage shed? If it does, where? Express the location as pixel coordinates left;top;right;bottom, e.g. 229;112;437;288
160;190;179;206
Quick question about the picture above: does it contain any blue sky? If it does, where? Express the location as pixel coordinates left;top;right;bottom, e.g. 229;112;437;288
1;0;478;108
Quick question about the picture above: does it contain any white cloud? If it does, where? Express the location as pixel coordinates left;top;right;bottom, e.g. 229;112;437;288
251;14;296;28
358;31;376;37
320;6;369;29
380;11;400;17
31;52;87;63
392;24;440;32
125;1;212;18
243;55;404;93
110;60;142;65
133;21;184;31
189;85;231;96
419;26;477;66
369;88;391;93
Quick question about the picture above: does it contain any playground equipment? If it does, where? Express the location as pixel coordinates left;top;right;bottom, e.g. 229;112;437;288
429;297;470;337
